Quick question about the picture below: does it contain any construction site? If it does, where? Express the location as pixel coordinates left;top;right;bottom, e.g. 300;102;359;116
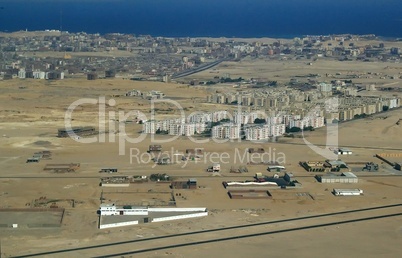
43;163;80;173
100;175;148;187
26;150;52;163
375;153;402;171
57;126;96;138
299;160;349;172
101;183;176;207
228;190;273;199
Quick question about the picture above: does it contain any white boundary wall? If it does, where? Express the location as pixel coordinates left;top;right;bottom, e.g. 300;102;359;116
148;208;207;212
152;212;208;222
99;220;139;229
101;183;130;187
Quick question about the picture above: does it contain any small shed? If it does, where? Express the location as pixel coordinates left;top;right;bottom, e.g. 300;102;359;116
26;157;40;163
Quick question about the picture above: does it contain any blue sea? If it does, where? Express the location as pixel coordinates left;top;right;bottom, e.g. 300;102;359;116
0;0;401;38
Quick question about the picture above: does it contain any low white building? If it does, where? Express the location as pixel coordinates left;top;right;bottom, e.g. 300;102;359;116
333;189;363;196
100;204;148;216
212;163;221;172
98;205;209;229
334;148;353;155
320;172;358;183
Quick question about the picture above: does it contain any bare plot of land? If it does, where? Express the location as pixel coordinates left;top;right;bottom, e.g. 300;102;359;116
0;209;64;228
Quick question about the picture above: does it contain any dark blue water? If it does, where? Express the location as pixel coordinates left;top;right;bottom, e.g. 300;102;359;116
0;0;401;38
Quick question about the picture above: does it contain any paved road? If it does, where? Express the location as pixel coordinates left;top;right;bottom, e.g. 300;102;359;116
0;173;401;179
171;59;228;79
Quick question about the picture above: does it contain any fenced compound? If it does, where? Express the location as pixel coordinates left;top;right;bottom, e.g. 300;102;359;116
43;163;80;173
0;208;65;228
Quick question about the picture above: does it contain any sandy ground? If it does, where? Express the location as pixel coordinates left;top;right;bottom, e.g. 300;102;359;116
187;58;402;87
0;64;401;257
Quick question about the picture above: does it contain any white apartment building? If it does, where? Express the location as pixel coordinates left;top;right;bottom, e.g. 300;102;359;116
33;71;46;79
289;116;325;129
267;116;284;125
289;119;307;129
187;112;212;123
143;120;157;134
234;111;250;125
211;111;229;122
244;125;270;141
309;116;325;128
233;111;262;125
18;69;26;79
143;118;183;134
387;98;399;109
317;82;332;92
169;123;182;136
188;111;230;124
270;124;286;137
168;122;207;136
212;123;240;139
194;123;206;134
228;123;286;141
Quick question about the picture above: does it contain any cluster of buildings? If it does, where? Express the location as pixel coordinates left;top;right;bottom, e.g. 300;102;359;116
125;89;165;100
207;88;316;108
208;86;401;124
243;124;286;141
142;108;326;140
143;111;229;136
1;32;401;81
211;123;241;139
16;68;65;80
143;118;206;136
333;96;400;121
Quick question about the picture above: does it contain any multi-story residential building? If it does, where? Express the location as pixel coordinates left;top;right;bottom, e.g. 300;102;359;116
167;123;206;136
212;123;240;139
309;116;325;128
267;116;284;125
18;69;26;79
289;119;306;129
33;71;46;79
211;111;229;122
187;112;211;123
270;124;286;137
143;118;185;134
233;111;250;125
244;125;270;141
143;120;157;134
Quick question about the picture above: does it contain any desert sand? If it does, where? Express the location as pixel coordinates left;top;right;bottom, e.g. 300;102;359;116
0;61;401;257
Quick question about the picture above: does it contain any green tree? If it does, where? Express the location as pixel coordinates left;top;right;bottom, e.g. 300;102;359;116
254;118;266;124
